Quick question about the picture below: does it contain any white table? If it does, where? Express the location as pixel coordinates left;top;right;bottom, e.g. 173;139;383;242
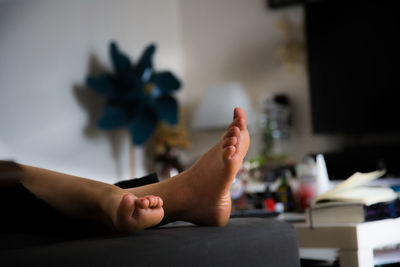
295;217;400;267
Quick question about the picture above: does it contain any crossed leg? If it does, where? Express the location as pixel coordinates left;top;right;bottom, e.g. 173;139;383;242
1;107;249;233
10;164;164;233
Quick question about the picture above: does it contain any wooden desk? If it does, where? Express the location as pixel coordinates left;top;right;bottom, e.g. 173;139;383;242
295;217;400;267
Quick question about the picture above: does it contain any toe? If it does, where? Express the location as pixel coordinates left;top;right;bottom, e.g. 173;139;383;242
223;145;236;160
237;117;246;131
137;198;150;209
150;196;162;208
148;196;157;208
234;107;240;119
223;136;237;148
234;107;247;121
233;108;247;131
228;117;240;128
225;126;240;139
157;197;163;208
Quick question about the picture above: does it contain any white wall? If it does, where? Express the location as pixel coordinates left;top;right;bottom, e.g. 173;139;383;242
179;0;342;161
0;0;183;183
0;0;343;182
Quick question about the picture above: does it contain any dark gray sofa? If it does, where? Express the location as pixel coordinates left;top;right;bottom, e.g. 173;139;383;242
0;218;299;266
0;177;299;266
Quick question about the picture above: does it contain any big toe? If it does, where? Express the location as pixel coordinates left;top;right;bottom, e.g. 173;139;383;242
234;107;247;130
115;193;136;232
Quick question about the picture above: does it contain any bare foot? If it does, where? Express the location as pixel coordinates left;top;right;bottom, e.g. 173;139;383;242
103;191;164;233
177;107;250;226
125;107;249;227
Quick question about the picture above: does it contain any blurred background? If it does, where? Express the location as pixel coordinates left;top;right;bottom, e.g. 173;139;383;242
1;0;399;186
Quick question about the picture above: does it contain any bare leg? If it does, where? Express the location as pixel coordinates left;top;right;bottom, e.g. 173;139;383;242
0;107;249;231
1;162;164;233
128;107;250;226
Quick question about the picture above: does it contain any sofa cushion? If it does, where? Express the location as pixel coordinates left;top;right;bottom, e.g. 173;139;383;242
0;218;299;266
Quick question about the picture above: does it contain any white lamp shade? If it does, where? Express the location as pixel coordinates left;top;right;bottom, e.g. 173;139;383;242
192;82;253;129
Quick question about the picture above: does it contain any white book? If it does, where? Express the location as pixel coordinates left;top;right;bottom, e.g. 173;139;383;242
313;170;397;206
307;170;399;226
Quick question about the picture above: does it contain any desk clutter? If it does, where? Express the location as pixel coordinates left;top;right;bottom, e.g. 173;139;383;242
231;157;400;226
230;153;333;213
230;157;314;216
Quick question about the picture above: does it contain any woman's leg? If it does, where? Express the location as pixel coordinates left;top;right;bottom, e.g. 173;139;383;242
0;161;164;233
0;107;249;232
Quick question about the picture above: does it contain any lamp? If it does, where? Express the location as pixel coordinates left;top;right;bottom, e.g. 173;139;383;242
192;83;253;130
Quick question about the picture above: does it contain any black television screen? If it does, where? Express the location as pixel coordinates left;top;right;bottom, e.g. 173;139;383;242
305;0;400;134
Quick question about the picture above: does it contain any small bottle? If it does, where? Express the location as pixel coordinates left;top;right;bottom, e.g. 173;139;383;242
277;174;294;212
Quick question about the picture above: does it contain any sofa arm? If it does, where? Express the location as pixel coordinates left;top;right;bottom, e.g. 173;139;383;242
0;218;299;266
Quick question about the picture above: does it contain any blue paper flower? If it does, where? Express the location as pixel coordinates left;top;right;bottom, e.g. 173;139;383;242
86;42;182;145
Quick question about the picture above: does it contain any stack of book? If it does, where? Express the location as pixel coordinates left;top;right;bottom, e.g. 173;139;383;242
307;170;400;226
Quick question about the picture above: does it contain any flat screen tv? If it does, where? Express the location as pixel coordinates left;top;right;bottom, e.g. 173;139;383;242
305;0;400;135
